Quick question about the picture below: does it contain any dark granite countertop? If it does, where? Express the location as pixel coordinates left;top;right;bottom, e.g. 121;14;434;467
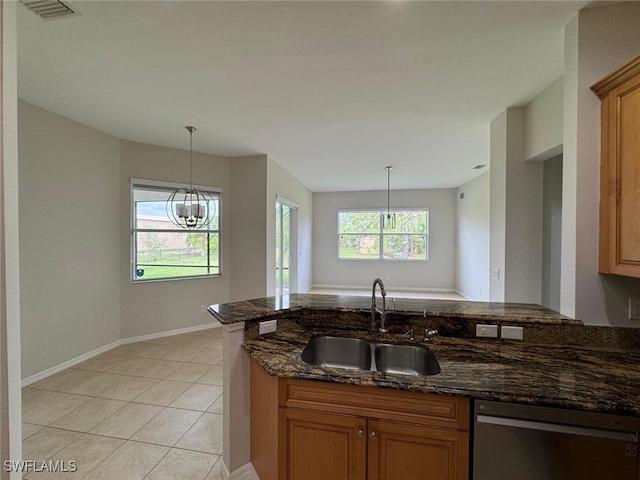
210;294;640;416
241;314;640;417
209;293;579;325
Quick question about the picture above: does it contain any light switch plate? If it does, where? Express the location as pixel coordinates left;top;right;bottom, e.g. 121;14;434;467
259;319;277;335
492;268;500;280
476;324;498;338
501;325;524;340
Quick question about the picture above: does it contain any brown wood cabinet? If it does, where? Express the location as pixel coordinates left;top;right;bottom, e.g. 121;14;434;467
250;359;470;480
592;53;640;277
282;409;367;480
367;419;467;480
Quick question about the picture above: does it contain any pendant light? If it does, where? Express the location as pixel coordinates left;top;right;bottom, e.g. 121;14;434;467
166;126;217;229
383;165;396;229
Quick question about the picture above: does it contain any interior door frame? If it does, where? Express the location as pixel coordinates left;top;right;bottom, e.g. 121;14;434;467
276;195;298;295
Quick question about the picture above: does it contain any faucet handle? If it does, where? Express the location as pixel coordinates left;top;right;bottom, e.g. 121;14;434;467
423;328;439;342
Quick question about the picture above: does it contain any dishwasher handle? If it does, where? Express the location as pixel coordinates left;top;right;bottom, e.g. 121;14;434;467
477;414;638;442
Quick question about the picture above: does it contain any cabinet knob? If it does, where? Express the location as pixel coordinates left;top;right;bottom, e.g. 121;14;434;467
370;431;377;439
357;430;364;439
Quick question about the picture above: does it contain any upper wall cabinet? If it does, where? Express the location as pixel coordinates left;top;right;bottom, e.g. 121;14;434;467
592;53;640;278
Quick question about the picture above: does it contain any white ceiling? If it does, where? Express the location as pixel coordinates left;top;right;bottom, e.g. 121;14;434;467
17;1;586;192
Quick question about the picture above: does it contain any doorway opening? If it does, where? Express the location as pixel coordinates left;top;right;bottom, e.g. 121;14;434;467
275;197;297;295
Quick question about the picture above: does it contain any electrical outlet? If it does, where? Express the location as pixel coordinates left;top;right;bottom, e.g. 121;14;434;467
629;298;640;321
501;325;524;340
259;319;277;335
476;324;498;338
200;305;208;314
492;268;500;280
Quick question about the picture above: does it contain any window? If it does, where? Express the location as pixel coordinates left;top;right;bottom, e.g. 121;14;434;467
338;209;428;260
131;179;221;282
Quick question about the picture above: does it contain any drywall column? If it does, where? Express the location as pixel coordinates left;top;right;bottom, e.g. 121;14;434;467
222;322;253;476
561;17;579;317
1;1;22;476
542;155;563;311
230;156;268;302
561;3;640;325
489;112;507;302
490;108;543;304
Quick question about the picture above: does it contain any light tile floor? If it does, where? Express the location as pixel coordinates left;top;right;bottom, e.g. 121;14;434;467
22;328;224;480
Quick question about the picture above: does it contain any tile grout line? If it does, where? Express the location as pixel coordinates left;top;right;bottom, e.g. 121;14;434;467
23;335;225;479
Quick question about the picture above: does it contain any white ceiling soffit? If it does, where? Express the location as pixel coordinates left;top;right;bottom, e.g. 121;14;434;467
17;1;585;192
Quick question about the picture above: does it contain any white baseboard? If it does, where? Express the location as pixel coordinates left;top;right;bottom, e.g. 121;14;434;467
22;339;121;387
120;321;221;345
22;322;222;387
221;461;259;480
455;289;475;301
309;284;457;293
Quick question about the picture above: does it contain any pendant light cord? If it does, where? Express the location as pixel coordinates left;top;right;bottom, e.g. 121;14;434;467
386;166;392;220
387;168;390;218
186;126;196;189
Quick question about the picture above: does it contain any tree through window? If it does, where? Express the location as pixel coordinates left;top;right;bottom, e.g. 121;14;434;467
338;209;428;260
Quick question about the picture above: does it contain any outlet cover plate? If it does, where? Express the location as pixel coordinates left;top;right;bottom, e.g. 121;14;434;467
501;325;524;340
476;324;498;338
259;319;277;335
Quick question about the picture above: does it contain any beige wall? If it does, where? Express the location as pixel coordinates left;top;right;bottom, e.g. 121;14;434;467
266;157;313;295
312;189;457;290
490;108;543;304
19;101;121;377
542;155;562;311
505;108;543;303
489;111;507;302
524;76;564;162
2;1;22;472
229;155;268;302
456;173;490;301
119;140;232;338
562;3;640;326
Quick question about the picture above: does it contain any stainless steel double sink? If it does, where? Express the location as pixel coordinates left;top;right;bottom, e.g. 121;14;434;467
301;335;441;376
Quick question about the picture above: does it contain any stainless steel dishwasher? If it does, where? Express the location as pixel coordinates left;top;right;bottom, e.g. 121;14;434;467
473;400;640;480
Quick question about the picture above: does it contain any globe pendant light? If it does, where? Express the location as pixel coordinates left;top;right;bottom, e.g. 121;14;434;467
166;126;216;229
383;165;396;229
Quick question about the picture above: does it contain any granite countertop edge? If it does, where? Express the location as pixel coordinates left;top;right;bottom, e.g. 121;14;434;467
209;294;580;326
242;325;640;418
246;345;630;416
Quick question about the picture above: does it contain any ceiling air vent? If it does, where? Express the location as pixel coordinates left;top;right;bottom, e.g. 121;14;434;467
21;0;78;20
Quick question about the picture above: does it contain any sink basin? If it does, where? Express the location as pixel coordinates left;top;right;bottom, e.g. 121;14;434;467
301;336;372;370
374;344;441;376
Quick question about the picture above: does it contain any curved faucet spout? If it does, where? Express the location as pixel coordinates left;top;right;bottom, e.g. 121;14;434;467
371;278;388;333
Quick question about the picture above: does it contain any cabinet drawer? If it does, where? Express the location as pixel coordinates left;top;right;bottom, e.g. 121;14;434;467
282;379;469;430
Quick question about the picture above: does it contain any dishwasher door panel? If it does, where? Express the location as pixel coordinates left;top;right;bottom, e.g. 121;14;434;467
473;401;640;480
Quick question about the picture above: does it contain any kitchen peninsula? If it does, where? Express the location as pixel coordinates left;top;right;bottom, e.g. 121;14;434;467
208;294;640;479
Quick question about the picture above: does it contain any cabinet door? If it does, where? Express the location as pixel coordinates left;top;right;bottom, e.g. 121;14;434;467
367;419;469;480
281;408;367;480
610;74;640;275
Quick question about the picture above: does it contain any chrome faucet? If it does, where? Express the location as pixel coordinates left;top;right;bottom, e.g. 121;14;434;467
371;278;388;333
